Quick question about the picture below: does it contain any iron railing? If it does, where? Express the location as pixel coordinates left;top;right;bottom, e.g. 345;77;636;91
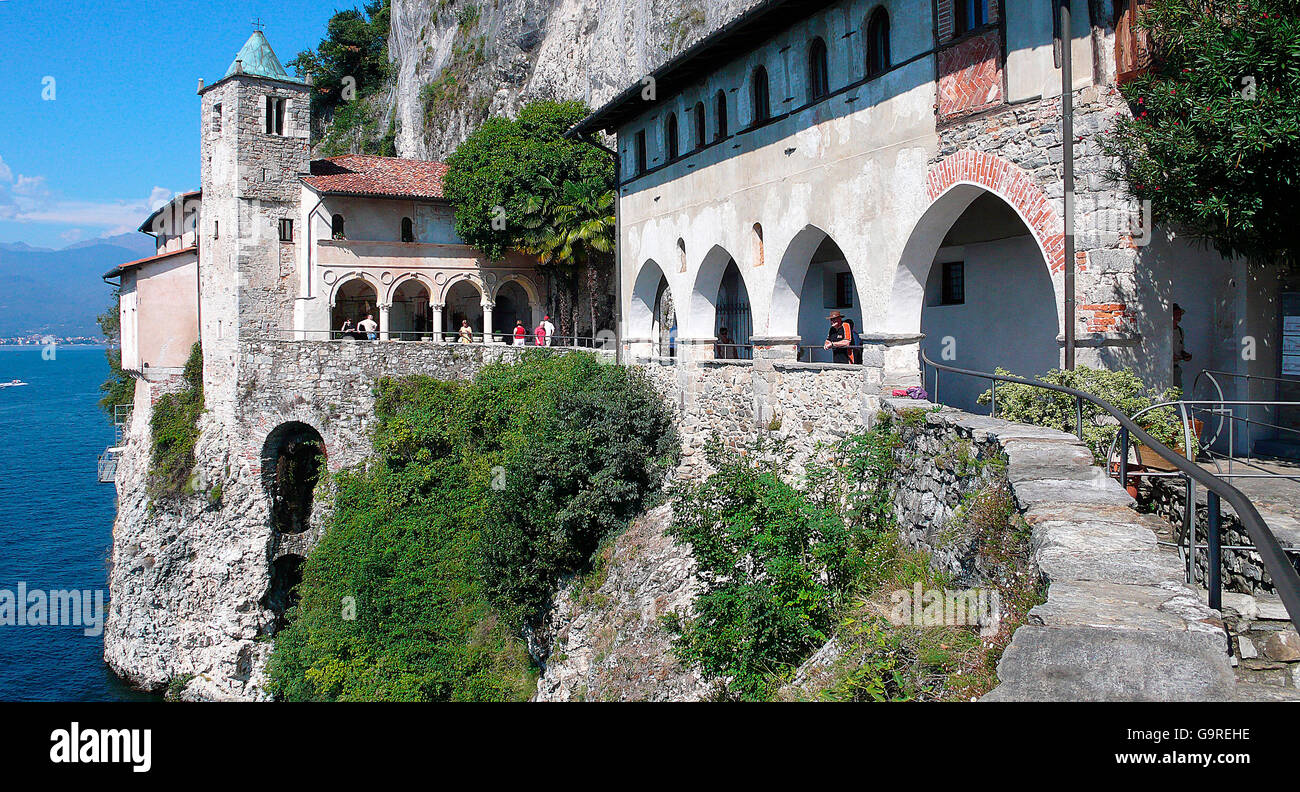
920;350;1300;633
252;329;616;350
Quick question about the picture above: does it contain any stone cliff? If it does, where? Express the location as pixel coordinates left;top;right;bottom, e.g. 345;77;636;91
388;0;762;159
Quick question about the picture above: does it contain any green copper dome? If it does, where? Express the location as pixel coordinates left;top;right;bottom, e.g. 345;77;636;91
223;31;295;82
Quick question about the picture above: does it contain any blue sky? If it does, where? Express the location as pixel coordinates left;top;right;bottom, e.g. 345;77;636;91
0;0;344;248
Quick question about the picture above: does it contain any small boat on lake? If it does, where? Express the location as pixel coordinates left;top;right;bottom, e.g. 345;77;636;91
0;380;29;388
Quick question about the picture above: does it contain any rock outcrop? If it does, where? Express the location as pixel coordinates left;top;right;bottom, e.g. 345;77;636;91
533;503;712;702
389;0;763;159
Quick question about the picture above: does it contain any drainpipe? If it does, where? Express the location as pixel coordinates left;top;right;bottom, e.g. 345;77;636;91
578;132;622;365
1060;0;1077;370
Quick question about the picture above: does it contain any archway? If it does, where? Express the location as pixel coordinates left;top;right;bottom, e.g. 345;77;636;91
331;277;378;338
886;152;1066;410
772;225;864;363
688;245;753;356
443;278;484;340
495;280;533;344
630;259;676;356
390;278;432;340
262;421;326;536
261;554;305;631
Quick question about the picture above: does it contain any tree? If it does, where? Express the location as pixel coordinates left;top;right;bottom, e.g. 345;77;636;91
289;1;392;145
97;292;133;417
443;101;615;336
1103;0;1300;268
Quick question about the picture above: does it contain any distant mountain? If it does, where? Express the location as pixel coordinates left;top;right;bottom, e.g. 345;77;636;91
0;236;156;337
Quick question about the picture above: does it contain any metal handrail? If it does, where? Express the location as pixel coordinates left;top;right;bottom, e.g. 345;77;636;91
919;350;1300;632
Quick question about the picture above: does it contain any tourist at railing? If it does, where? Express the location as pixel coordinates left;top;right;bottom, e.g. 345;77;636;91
513;321;527;346
457;320;474;344
534;322;546;346
541;315;556;347
358;314;378;341
824;310;859;365
715;327;739;359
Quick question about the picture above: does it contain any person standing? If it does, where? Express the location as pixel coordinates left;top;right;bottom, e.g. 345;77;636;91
1172;303;1192;391
458;320;474;344
357;314;378;341
715;327;738;359
534;321;546;346
823;310;857;365
541;315;556;347
513;320;527;346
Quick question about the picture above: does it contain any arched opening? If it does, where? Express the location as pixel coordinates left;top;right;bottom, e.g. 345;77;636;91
751;66;771;124
677;238;687;273
715;90;729;140
390;279;431;340
262;421;326;536
331;214;346;240
689;246;752;358
753;223;765;268
401;216;415;243
772;227;864;363
444;279;484;340
665;112;680;161
918;192;1058;409
866;7;891;77
808;37;830;101
694;101;707;150
261;554;306;631
495;280;533;344
630;259;676;357
331;277;378;338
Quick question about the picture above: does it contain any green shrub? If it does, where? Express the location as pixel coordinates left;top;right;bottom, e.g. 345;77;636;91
665;423;898;700
148;343;204;501
978;366;1193;463
267;351;678;701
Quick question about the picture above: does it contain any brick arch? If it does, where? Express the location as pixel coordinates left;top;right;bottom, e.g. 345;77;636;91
923;149;1065;273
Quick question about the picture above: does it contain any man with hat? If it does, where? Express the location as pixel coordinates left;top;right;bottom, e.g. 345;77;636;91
824;310;857;365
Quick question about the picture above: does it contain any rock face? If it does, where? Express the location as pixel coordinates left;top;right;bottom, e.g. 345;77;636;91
389;0;763;159
533;503;711;702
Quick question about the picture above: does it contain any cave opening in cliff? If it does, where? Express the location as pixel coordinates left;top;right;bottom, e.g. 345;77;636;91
261;554;306;629
262;422;326;536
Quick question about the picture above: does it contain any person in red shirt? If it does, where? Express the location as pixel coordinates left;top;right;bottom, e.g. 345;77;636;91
513;320;527;346
534;323;546;346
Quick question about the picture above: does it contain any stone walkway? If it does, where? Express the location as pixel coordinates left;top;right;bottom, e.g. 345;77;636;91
892;406;1300;701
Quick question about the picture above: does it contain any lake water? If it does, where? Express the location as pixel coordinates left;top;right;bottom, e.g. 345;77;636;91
0;345;155;701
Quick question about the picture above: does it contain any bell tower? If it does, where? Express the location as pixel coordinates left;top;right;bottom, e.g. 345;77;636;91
197;28;310;414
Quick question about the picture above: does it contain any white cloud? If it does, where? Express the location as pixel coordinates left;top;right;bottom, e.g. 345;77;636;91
0;153;176;238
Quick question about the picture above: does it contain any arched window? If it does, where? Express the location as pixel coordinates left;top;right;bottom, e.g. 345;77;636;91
401;217;414;243
331;214;345;240
751;65;771;124
866;8;891;77
955;0;990;35
666;112;680;161
715;90;729;140
808;38;829;101
694;101;707;149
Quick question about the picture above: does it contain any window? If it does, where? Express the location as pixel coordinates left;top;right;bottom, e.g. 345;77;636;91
954;0;990;35
278;219;293;242
866;8;891;77
634;130;648;175
401;217;415;243
694;101;707;149
835;272;855;308
753;223;764;268
665;112;680;161
751;66;771;124
808;38;830;101
941;261;966;305
1114;0;1153;84
715;91;729;140
331;214;346;240
213;220;219;239
265;96;286;135
212;103;222;133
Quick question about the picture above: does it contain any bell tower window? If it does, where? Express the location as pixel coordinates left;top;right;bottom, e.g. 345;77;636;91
265;96;286;135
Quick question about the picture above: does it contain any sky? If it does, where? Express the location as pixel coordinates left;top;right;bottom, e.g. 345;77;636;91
0;0;345;249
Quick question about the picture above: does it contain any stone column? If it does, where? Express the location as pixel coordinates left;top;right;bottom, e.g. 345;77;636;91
623;337;656;360
431;303;445;342
379;304;391;341
749;335;801;362
482;300;495;344
859;332;924;392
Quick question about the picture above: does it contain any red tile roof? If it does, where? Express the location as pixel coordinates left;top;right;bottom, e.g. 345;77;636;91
302;155;450;200
104;245;198;279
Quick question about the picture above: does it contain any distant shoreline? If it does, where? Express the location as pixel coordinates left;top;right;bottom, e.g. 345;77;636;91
0;344;112;350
